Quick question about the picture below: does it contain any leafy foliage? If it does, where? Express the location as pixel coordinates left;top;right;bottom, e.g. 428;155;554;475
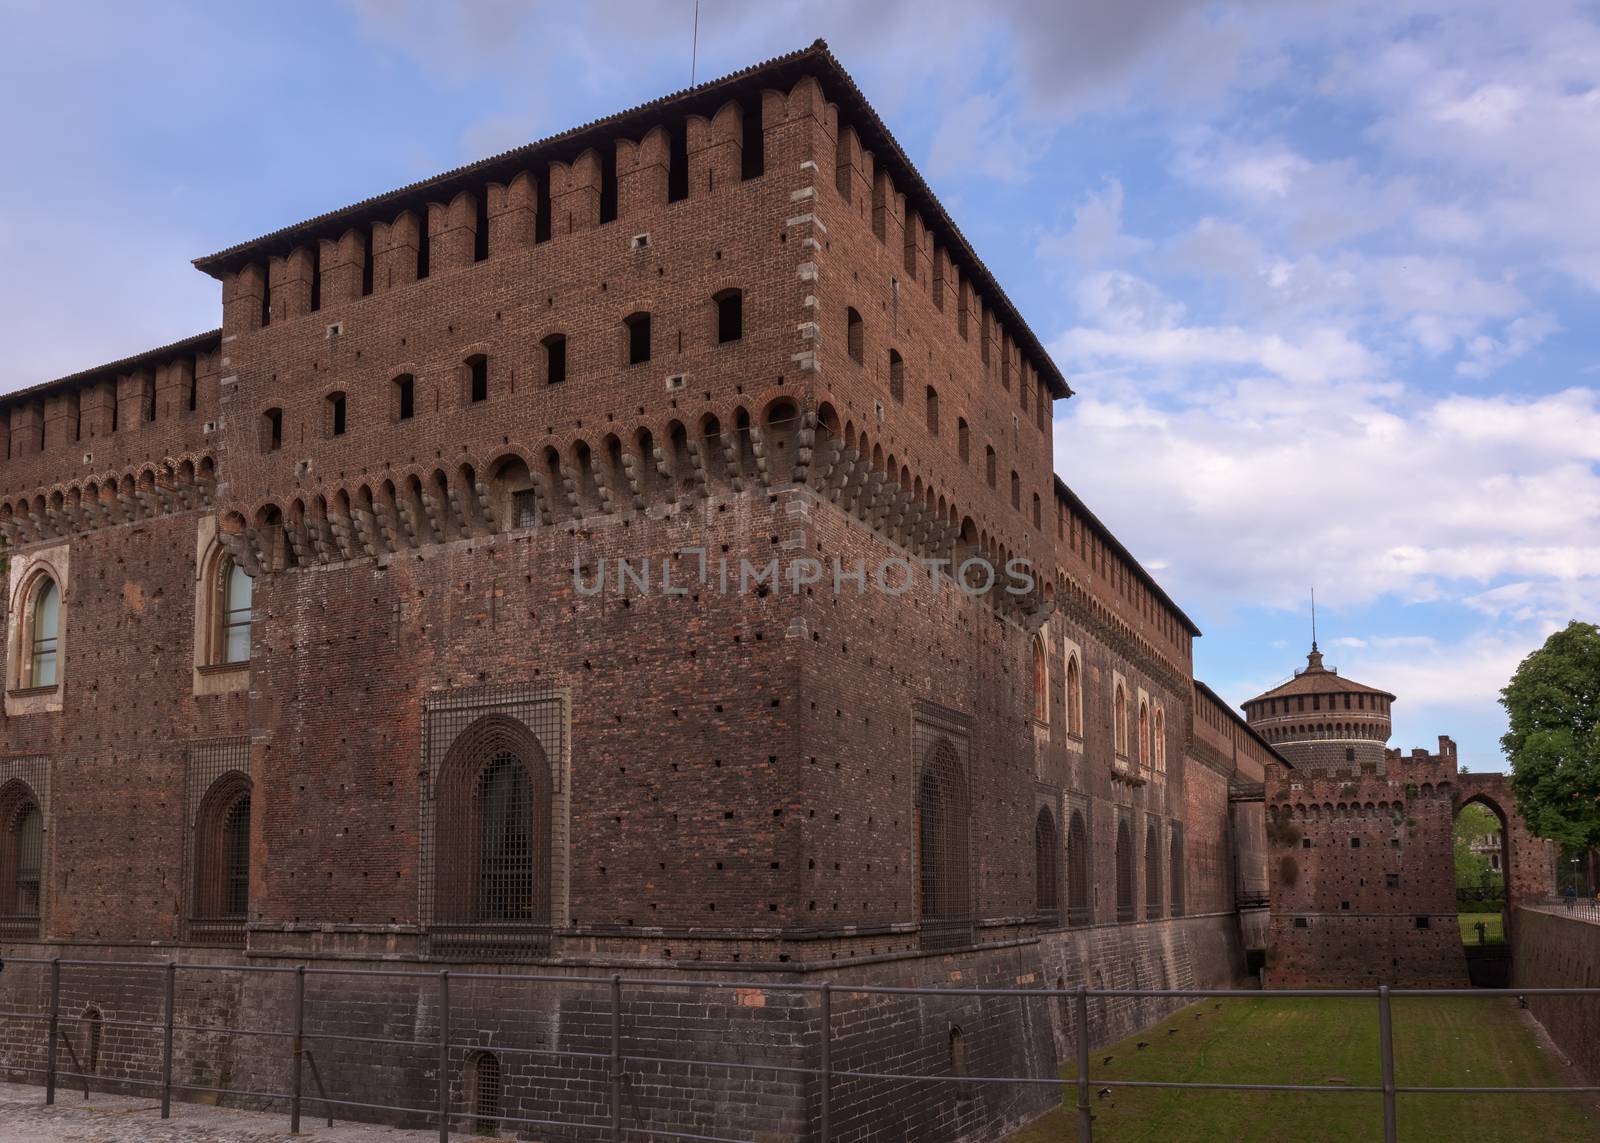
1453;803;1500;891
1501;621;1600;849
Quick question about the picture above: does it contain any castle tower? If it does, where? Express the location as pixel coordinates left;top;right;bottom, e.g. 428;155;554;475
1243;643;1396;772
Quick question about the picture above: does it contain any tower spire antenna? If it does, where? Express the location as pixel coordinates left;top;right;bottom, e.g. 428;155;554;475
690;0;700;86
1311;586;1317;652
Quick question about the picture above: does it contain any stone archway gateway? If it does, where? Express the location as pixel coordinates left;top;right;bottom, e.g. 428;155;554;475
1454;774;1550;939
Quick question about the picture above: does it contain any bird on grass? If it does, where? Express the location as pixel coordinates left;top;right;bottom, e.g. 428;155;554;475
1097;1087;1112;1100
1136;1041;1150;1050
1102;1056;1114;1066
1167;1027;1179;1035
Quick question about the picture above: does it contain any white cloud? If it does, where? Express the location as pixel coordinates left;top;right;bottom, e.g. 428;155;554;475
1042;179;1151;268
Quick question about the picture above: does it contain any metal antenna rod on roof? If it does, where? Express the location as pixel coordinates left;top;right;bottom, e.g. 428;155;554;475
691;0;700;86
1311;586;1318;651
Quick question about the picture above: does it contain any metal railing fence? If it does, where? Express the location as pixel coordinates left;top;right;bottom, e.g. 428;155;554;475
0;955;1597;1143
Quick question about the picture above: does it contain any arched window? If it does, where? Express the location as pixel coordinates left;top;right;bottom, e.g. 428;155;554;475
917;738;970;950
1065;655;1083;737
193;774;251;941
25;577;60;688
1154;707;1166;773
1138;700;1150;770
1067;811;1090;927
1032;492;1041;529
80;1007;103;1075
1;784;43;935
1169;823;1185;918
625;312;652;365
1145;818;1162;919
1114;683;1128;756
1115;818;1134;922
468;1049;502;1136
925;385;939;435
715;289;743;343
1034;807;1059;923
846;307;864;364
213;556;253;665
957;418;969;462
1032;635;1048;722
432;715;553;956
889;349;904;401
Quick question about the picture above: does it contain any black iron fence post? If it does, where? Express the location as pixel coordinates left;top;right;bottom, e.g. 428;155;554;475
290;964;306;1133
437;970;450;1143
1378;984;1397;1143
610;973;623;1142
1075;984;1093;1142
44;958;60;1106
160;960;176;1119
819;983;832;1143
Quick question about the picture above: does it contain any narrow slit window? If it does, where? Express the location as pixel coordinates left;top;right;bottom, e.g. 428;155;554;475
327;391;346;437
468;355;489;403
846;307;864;364
715;290;743;343
544;334;567;384
394;375;415;421
261;408;283;452
473;191;489;262
889;349;904;401
625;313;651;365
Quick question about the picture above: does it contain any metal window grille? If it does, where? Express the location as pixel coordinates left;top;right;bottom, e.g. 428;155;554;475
512;488;538;529
1170;821;1186;918
469;1050;502;1135
184;738;251;946
80;1007;102;1074
422;684;567;961
11;803;42;915
913;704;973;952
1145;816;1163;920
0;759;47;939
1067;808;1092;927
1115;816;1135;922
1034;806;1060;924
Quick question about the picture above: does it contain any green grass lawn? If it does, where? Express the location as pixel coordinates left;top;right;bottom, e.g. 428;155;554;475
1459;911;1506;945
1006;995;1596;1142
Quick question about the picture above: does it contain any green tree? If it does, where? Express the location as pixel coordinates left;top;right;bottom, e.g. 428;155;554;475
1454;803;1499;891
1501;621;1600;850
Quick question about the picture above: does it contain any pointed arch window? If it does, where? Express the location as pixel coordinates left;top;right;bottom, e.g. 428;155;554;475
916;738;971;951
1139;700;1151;770
1115;817;1135;922
1114;682;1129;756
1067;810;1091;927
1034;806;1060;924
1145;817;1163;919
1065;654;1083;737
214;556;253;665
1;784;43;935
28;578;60;688
191;771;251;944
1032;635;1048;723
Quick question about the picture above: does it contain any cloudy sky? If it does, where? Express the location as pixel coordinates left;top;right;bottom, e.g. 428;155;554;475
3;1;1596;764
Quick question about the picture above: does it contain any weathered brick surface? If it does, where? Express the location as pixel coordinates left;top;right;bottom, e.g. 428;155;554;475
1513;907;1600;1085
0;43;1279;1142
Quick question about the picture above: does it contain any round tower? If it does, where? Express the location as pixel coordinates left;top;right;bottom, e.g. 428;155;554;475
1243;643;1396;771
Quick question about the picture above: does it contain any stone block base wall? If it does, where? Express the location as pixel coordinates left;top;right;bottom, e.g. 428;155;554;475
2;915;1245;1142
1512;908;1600;1084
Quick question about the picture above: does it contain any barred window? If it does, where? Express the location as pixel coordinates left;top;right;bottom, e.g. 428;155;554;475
1034;806;1059;923
1170;822;1185;918
477;754;533;922
1;782;44;935
468;1049;502;1136
432;714;553;957
916;738;970;950
1115;817;1134;922
1145;818;1162;920
194;775;251;929
1067;811;1091;927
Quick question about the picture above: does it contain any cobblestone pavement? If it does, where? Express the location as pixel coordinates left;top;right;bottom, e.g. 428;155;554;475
0;1083;441;1142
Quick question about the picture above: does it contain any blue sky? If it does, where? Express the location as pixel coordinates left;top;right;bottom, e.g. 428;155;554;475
3;1;1596;766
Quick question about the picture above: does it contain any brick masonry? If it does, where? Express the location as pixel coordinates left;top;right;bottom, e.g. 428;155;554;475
0;41;1283;1141
1512;907;1600;1085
